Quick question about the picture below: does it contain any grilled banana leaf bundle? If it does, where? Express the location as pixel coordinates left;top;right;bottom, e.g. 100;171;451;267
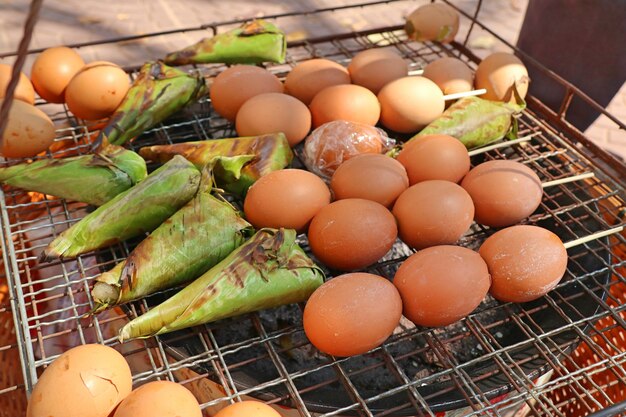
119;228;324;341
139;132;293;196
411;91;526;149
42;155;200;260
96;61;207;146
92;167;253;312
0;143;146;206
163;20;286;66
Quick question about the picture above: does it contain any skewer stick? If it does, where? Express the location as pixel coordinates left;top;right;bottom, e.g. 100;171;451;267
564;226;624;249
406;68;484;100
467;133;539;156
408;69;424;76
443;88;487;101
542;172;595;188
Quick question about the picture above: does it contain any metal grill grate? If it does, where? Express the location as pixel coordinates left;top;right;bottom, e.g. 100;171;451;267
1;2;626;416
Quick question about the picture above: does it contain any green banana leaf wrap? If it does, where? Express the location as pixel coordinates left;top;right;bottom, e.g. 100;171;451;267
91;167;254;312
139;132;293;196
163;20;286;66
97;61;207;146
42;155;200;261
0;143;146;206
409;95;526;149
119;228;325;341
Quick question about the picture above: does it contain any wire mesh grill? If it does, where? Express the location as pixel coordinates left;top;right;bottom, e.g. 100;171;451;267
2;3;626;417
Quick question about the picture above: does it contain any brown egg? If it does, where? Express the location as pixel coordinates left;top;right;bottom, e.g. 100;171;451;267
284;59;351;105
479;225;568;303
31;46;85;103
348;49;408;94
302;120;386;178
243;169;331;232
215;401;281;417
303;272;402;356
392;180;474;249
236;93;311;146
378;76;444;133
0;63;35;104
394;245;490;327
113;381;201;417
27;344;132;417
331;154;409;208
65;61;130;120
210;65;283;121
397;134;470;185
405;3;460;43
308;199;397;271
422;57;473;95
461;160;542;228
474;52;529;102
310;84;380;128
0;98;55;158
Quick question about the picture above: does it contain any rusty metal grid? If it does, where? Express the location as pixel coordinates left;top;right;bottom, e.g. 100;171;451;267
1;2;626;417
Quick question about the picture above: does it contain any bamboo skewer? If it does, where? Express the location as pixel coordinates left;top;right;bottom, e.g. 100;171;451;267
442;88;487;101
542;172;596;188
564;226;624;249
407;68;486;100
467;133;539;156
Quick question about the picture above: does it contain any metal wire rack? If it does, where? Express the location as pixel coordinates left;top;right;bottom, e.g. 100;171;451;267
1;1;626;416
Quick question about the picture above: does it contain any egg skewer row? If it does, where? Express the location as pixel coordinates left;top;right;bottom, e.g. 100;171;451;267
481;224;624;304
394;225;624;330
467;133;538;156
408;67;488;100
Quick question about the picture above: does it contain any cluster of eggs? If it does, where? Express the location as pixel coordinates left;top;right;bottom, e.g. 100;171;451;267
27;343;284;417
241;132;567;358
0;47;131;158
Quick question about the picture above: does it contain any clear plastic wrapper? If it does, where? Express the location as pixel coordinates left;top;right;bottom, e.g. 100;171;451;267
301;120;396;179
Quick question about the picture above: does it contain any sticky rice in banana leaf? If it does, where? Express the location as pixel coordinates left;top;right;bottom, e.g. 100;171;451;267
92;166;253;312
410;91;526;149
119;228;324;341
163;20;286;66
42;155;200;260
139;132;292;196
0;143;146;206
97;61;207;146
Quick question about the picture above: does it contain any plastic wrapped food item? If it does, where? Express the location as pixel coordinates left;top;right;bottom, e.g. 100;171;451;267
301;120;395;179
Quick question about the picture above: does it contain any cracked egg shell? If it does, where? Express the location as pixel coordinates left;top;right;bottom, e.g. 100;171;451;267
27;344;132;417
405;3;460;43
474;52;529;103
